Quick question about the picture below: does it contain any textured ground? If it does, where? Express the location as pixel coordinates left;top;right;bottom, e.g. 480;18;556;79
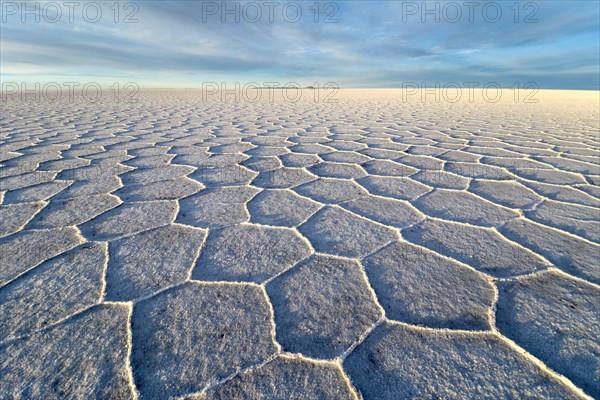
0;89;598;399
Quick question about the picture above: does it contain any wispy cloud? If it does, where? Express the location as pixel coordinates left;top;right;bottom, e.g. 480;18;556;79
1;0;598;88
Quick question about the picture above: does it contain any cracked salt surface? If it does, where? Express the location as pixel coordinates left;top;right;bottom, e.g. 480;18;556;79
0;89;598;399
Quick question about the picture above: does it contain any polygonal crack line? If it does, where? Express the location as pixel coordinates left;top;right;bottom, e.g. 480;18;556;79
336;192;428;225
0;200;48;237
494;267;600;291
95;240;111;302
78;198;179;240
444;160;517;181
181;224;210;282
186;352;362;400
36;193;125;229
163;161;198;174
354;254;388;319
255;283;283;354
493;331;594;400
360;238;499;331
155;281;281;397
0;225;87;290
404;179;436;202
522;197;600;226
240;184;264;219
119;301;140;400
583;175;598;185
297;202;405;240
261;246;393;358
396;222;515;321
401;214;556;273
0;286;123;347
518;156;592;180
493;217;600;284
259;248;315;288
247;187;324;226
419;195;522;230
488;277;502;333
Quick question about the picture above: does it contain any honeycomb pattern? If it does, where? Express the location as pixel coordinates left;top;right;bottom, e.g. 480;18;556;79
0;90;598;399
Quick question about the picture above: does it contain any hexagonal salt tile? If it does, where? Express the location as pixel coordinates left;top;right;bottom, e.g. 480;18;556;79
469;180;541;209
342;195;423;228
79;200;177;241
26;194;120;229
414;189;519;227
294;178;368;204
0;243;106;340
247;189;321;227
344;323;579;399
114;177;203;202
131;282;278;398
403;219;550;278
363;241;494;330
308;162;367;179
191;164;257;187
177;186;260;229
205;356;357;399
0;304;133;399
0;202;45;237
357;176;430;201
298;206;397;258
497;271;600;397
106;224;207;301
194;224;312;283
267;255;382;359
0;227;84;286
252;167;316;189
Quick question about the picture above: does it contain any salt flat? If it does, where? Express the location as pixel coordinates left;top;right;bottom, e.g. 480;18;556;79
0;89;598;399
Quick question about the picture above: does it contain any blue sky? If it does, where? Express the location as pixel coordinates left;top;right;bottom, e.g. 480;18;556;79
1;0;599;89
